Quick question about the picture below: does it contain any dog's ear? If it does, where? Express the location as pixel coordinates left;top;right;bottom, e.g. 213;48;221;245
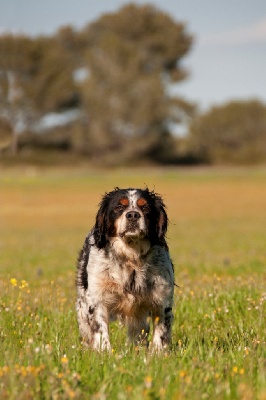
147;191;168;247
155;195;168;240
93;194;110;249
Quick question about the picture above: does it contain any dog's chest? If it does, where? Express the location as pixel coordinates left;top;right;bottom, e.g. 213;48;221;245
98;259;154;314
106;259;149;296
87;245;172;317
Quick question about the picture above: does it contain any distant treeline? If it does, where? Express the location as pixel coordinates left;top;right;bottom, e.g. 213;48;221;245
0;4;266;165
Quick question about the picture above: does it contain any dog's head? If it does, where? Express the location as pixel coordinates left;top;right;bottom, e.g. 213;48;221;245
93;188;168;249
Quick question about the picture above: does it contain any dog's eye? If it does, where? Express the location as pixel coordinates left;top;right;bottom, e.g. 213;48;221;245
142;205;150;213
115;205;125;212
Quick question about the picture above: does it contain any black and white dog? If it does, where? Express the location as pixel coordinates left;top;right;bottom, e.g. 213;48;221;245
76;188;174;352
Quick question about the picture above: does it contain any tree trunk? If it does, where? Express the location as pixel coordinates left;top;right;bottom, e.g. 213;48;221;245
10;131;18;155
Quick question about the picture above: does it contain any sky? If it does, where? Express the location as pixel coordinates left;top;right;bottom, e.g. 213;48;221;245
1;0;266;110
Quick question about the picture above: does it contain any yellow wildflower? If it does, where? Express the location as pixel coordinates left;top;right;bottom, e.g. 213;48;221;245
144;376;153;389
10;278;17;286
61;355;68;364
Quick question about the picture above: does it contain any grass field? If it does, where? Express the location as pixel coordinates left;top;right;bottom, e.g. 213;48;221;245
0;166;266;399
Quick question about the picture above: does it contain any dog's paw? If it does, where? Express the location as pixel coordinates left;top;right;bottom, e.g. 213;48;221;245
92;333;112;353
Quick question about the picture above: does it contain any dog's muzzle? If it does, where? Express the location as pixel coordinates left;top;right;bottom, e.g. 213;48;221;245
126;211;141;221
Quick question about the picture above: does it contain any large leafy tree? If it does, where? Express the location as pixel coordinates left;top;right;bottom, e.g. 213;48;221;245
0;33;78;154
0;35;33;154
80;3;194;162
188;100;266;164
0;4;194;162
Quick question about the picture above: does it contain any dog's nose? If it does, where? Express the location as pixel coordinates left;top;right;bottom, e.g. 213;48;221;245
126;211;141;221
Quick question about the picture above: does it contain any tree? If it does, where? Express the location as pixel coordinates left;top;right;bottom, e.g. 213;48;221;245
0;5;195;164
79;3;194;162
0;33;78;154
0;35;32;154
0;118;12;154
188;100;266;164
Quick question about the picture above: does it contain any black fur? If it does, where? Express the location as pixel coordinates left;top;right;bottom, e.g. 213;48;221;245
76;234;91;290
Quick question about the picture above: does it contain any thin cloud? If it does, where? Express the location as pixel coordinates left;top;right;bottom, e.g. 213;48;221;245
200;17;266;46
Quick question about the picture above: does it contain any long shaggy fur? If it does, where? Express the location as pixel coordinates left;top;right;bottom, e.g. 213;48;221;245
76;188;174;352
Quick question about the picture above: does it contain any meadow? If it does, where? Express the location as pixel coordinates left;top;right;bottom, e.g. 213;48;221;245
0;166;265;399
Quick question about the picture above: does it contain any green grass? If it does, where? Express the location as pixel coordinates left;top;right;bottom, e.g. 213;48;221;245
0;166;266;399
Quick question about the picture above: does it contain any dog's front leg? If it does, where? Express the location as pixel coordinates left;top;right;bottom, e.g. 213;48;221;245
151;306;173;353
88;303;111;352
77;299;111;352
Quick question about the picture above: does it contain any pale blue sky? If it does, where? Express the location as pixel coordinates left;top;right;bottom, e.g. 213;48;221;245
1;0;266;109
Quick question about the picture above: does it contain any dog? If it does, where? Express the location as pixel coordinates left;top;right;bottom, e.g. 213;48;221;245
76;187;174;352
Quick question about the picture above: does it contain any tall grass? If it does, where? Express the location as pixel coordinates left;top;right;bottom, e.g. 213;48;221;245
0;167;265;399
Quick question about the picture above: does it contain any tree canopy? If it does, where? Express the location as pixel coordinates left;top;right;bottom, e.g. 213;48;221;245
79;3;194;162
188;100;266;164
0;33;78;153
0;3;194;162
1;4;265;165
